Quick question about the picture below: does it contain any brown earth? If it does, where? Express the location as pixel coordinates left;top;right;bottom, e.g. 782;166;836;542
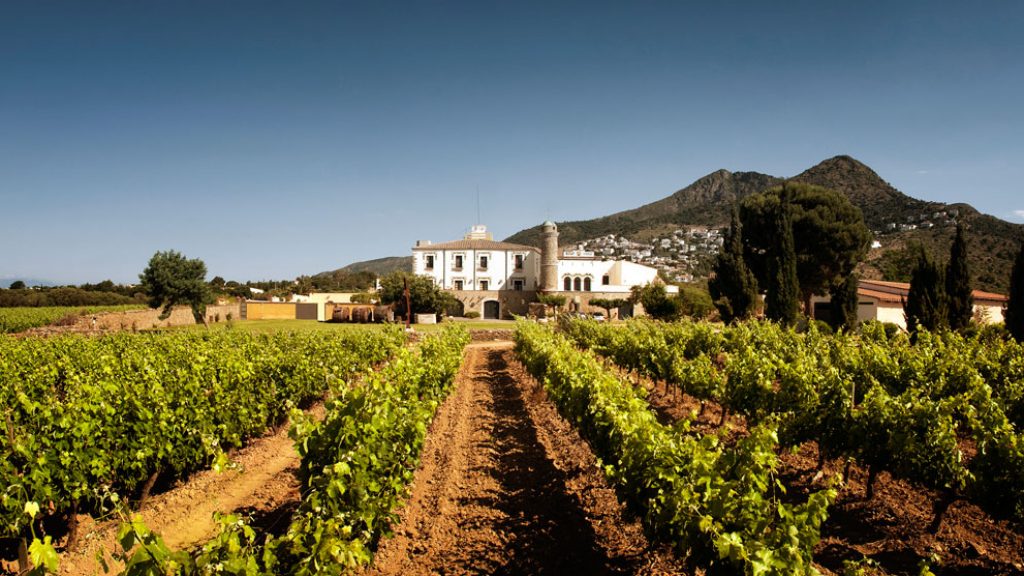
366;342;685;576
637;378;1024;576
54;405;320;576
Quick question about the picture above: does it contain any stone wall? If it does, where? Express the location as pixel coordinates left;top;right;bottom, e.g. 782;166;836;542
22;303;242;336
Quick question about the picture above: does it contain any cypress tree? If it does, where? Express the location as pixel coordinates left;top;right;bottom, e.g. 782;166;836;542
945;223;974;330
830;272;860;331
709;207;759;323
1006;241;1024;342
904;247;947;336
765;192;800;327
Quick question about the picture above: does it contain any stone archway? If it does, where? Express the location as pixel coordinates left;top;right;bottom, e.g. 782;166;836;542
483;300;500;319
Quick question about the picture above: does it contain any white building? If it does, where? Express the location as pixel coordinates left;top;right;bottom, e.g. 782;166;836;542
411;222;672;319
812;279;1008;330
412;225;541;292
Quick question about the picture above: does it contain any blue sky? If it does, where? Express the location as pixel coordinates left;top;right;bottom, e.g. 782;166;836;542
2;1;1022;284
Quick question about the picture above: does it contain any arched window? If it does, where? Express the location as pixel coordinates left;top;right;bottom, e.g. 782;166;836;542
583;277;592;291
573;277;582;291
564;277;572;291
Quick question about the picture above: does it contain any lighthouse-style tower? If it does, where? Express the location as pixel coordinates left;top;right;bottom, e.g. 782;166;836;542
540;220;559;292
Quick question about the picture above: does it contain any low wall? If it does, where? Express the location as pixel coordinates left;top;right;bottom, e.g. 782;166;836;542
23;303;241;335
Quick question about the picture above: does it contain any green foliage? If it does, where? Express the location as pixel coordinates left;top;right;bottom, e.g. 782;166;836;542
709;208;759;323
536;293;567;316
1004;242;1024;342
560;316;1024;524
630;283;681;321
139;251;213;323
464;311;481;319
741;182;871;305
0;328;405;556
905;247;947;335
589;297;628;318
0;305;145;333
516;320;834;575
378;272;448;317
273;326;468;573
765;192;800;326
946;224;974;331
829;273;860;331
676;285;715;319
0;286;142;308
875;245;917;284
349;292;374;304
9;280;26;290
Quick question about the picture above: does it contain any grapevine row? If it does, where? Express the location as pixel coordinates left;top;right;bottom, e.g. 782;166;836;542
515;320;834;576
561;318;1024;523
100;325;470;575
0;327;405;554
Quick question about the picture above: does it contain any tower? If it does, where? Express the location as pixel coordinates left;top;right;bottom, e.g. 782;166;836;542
540;220;559;292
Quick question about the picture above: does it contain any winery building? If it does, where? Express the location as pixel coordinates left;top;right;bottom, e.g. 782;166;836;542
412;222;669;319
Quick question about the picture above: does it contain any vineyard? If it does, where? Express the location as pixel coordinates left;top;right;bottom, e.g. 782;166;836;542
0;306;146;334
2;319;1023;575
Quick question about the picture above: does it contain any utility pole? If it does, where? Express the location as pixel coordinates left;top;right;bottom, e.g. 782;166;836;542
403;276;412;330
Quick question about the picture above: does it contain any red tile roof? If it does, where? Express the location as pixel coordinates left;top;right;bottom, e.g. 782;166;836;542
857;279;1007;304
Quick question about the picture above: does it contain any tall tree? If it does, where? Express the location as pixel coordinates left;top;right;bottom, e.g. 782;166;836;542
829;272;860;331
740;182;871;316
765;192;800;326
139;250;213;324
709;207;759;323
904;247;947;336
1006;241;1024;342
945;223;974;330
379;272;448;319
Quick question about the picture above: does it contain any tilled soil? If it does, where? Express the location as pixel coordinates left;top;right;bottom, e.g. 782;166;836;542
638;379;1024;576
55;405;320;576
367;342;684;576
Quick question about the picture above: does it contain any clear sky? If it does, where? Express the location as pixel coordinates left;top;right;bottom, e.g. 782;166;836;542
3;1;1022;284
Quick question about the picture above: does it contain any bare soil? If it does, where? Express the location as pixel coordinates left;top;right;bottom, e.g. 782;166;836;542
639;379;1024;576
367;342;684;576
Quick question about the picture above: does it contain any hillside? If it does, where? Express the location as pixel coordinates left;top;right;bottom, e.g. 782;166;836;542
505;170;782;247
327;256;412;277
505;155;1022;293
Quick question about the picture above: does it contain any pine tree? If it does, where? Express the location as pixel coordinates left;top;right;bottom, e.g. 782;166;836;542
945;223;974;330
709;207;759;323
1006;241;1024;342
765;192;800;327
904;247;947;336
830;272;859;331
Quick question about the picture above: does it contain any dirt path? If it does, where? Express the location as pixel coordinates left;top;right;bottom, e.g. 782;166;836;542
368;342;683;576
58;406;319;576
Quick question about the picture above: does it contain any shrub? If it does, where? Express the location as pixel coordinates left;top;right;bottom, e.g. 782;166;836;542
465;311;481;319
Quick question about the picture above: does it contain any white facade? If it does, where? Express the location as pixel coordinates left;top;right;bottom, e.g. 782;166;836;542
412;224;673;296
556;257;668;294
412;226;541;292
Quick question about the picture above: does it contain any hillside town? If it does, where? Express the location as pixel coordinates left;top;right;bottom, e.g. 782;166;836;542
572;227;725;284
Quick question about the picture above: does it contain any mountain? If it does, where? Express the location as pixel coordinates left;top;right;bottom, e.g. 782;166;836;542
329;256;412;277
505;170;782;247
505;155;1023;293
